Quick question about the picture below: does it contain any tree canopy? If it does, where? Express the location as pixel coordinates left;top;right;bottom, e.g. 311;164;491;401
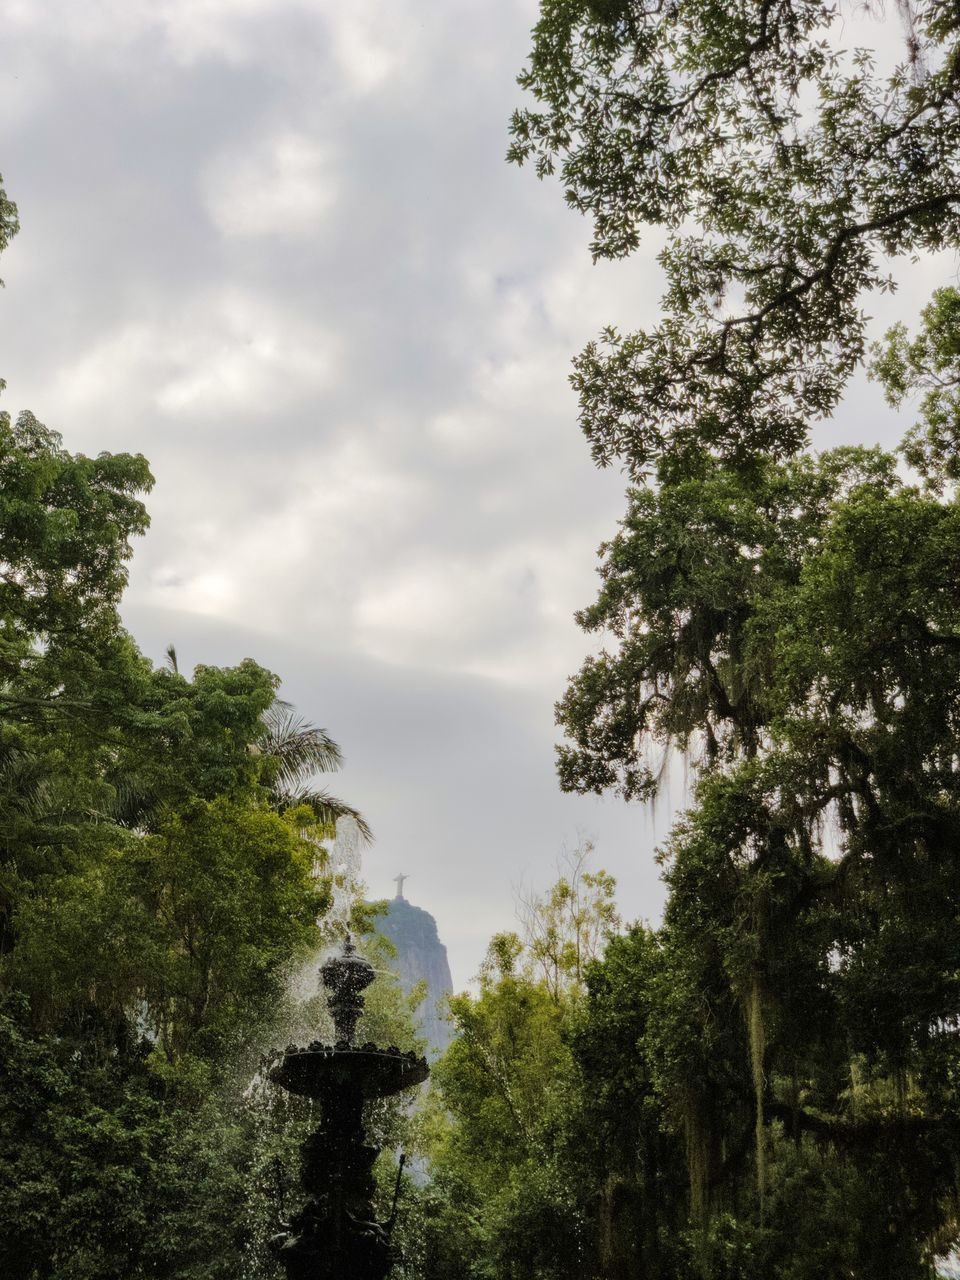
510;0;960;474
0;405;356;1275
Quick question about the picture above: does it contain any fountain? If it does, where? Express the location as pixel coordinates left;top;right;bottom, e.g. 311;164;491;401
269;934;429;1279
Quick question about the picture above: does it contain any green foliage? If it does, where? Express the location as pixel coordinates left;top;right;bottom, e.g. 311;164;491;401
259;701;372;840
385;5;960;1275
358;925;428;1055
418;932;584;1279
8;797;327;1060
516;840;620;999
0;409;151;620
548;435;960;1271
564;927;691;1279
0;173;18;337
0;996;264;1280
510;0;960;474
414;865;679;1280
418;913;697;1280
0;340;365;1274
508;18;960;1248
871;285;960;490
557;446;897;796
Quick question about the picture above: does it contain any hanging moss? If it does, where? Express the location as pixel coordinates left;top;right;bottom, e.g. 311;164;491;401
849;1056;864;1122
745;977;767;1213
683;1088;711;1276
684;1092;710;1219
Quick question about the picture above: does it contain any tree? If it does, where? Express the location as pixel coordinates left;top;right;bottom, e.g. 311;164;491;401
510;1;960;474
510;6;960;1269
0;410;354;1059
0;172;16;264
870;283;960;490
551;440;960;1272
555;445;898;797
419;931;585;1280
561;927;690;1280
0;410;157;959
0;175;18;395
0;410;153;724
0;171;389;1279
0;997;266;1280
0;329;367;1280
414;857;626;1279
515;839;620;1000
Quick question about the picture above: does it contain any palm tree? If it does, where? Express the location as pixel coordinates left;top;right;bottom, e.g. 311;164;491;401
258;701;371;842
165;644;371;841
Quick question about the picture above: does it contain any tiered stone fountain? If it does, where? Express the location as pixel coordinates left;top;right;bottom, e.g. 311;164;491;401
269;935;429;1280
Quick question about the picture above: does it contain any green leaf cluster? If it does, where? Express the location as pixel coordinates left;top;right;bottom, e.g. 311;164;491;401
413;932;585;1280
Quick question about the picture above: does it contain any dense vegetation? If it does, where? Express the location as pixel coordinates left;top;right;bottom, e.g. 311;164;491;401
418;442;960;1278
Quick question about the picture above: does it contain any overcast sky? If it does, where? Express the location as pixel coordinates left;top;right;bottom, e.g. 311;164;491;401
0;0;953;987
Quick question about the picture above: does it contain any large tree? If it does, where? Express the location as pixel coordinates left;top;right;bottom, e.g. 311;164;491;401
0;410;346;1277
509;2;960;1273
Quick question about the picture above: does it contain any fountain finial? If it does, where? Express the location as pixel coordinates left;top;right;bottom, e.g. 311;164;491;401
320;932;375;1046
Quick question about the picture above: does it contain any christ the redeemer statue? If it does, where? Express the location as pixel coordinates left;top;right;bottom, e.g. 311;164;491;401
393;873;408;900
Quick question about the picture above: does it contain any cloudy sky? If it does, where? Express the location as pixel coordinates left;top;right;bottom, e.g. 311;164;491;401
0;0;951;986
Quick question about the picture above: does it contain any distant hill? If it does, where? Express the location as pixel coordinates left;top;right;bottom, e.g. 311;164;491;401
377;888;454;1058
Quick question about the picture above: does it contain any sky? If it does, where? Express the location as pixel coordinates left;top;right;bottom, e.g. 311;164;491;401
0;0;954;988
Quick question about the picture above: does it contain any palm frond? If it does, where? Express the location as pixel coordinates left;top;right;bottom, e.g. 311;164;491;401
260;703;344;788
0;745;50;816
277;784;373;843
258;699;370;839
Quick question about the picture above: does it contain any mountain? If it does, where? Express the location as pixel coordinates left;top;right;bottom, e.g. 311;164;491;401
377;883;454;1057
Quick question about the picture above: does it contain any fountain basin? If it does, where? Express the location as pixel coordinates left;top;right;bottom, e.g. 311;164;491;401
270;1043;429;1100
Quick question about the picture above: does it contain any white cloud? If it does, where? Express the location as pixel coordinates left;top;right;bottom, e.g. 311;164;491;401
352;530;607;690
329;5;412;94
1;0;431;83
132;432;429;632
202;133;338;239
155;0;292;66
53;291;338;421
0;0;299;66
